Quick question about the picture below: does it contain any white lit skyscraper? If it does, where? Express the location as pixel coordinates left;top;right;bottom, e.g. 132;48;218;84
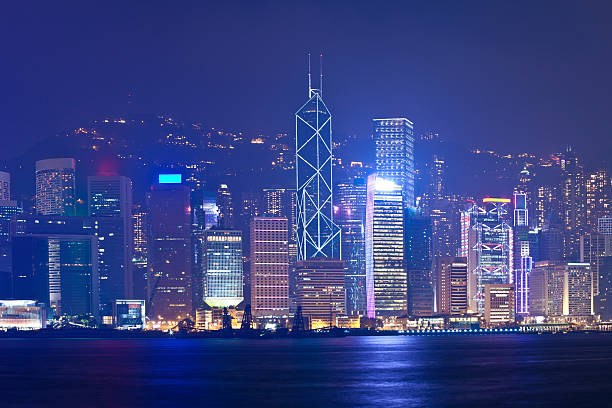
35;158;76;216
366;174;406;318
373;118;415;208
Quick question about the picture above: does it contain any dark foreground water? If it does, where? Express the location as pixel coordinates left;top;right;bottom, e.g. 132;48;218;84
1;334;611;407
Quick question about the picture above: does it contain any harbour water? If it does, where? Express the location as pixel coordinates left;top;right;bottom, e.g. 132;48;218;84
1;334;611;407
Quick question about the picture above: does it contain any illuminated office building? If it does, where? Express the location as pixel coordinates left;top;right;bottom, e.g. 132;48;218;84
216;184;234;228
131;206;148;300
404;209;433;316
419;195;463;258
35;158;76;216
88;176;133;317
202;191;219;230
484;284;515;327
336;177;367;315
295;64;340;260
460;198;513;314
435;257;468;316
203;229;243;308
373;118;415;208
147;174;192;325
513;193;532;316
561;147;586;260
0;171;10;200
564;263;592;317
250;217;289;316
295;258;345;328
529;260;565;317
597;256;612;321
366;174;406;318
598;217;612;235
585;170;611;233
11;216;100;319
580;233;608;309
0;200;22;284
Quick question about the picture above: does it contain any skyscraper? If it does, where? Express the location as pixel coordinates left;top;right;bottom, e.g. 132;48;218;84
147;175;192;326
435;257;469;315
216;184;234;228
335;176;367;315
0;171;10;200
404;209;434;316
585;170;611;233
35;158;76;216
561;147;586;260
529;260;565;317
461;198;513;313
295;64;340;260
295;258;345;329
131;206;148;300
366;174;406;318
250;217;289;316
373;118;415;208
202;229;243;308
11;215;100;320
564;263;592;317
484;284;515;327
88;176;133;317
513;192;533;316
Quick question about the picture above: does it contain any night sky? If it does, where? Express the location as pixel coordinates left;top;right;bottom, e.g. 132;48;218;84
2;1;612;164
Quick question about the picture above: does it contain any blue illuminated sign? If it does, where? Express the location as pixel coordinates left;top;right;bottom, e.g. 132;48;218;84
158;174;182;184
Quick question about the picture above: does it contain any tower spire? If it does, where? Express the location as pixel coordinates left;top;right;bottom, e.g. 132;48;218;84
307;52;312;98
319;53;323;97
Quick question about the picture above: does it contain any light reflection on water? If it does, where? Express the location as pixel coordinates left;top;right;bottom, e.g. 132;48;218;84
0;334;611;407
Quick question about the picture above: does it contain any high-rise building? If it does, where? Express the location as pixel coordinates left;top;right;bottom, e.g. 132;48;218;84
561;147;586;260
88;176;133;317
585;170;611;233
419;195;463;258
131;206;148;300
295;72;340;260
35;158;76;216
534;185;559;230
216;184;234;228
0;171;10;200
147;175;192;326
460;198;513;314
598;217;612;235
435;257;468;316
529;260;565;317
295;258;345;329
11;215;100;320
404;209;433;316
513;193;533;316
366;174;406;318
250;217;289;316
580;233;608;309
202;191;219;230
202;229;243;308
564;263;592;317
373;118;415;208
336;177;367;315
597;256;612;321
484;284;515;327
0;200;22;269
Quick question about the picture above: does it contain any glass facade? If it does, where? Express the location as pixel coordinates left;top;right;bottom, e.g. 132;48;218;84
203;229;243;308
373;118;415;208
366;174;406;318
295;90;340;260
